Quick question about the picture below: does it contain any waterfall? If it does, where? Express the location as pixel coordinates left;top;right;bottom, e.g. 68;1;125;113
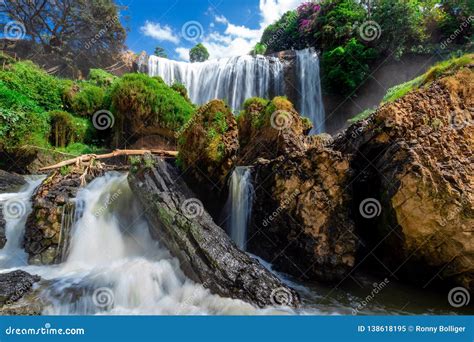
10;172;263;315
296;48;325;134
148;54;285;112
226;167;254;250
148;49;326;133
0;176;44;269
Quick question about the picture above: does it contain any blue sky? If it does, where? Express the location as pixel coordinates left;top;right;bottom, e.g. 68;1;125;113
116;0;306;61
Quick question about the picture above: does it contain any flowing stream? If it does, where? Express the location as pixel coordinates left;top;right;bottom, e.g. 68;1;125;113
147;49;325;133
0;173;460;315
226;167;254;250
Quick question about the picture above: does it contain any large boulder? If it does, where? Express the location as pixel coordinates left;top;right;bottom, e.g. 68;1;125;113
237;96;311;164
178;99;239;217
128;155;300;308
249;145;356;281
24;169;94;265
334;66;473;290
0;170;25;194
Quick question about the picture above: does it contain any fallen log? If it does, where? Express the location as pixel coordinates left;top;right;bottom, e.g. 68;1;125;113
38;149;178;172
128;155;300;308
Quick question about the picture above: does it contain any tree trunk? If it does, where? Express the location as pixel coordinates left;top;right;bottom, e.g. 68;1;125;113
128;156;300;308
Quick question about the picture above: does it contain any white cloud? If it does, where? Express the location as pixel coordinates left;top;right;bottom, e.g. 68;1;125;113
215;15;229;24
174;0;306;60
259;0;305;27
140;21;180;44
175;47;190;61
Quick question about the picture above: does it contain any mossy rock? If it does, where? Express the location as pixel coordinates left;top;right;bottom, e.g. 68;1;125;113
110;73;195;144
178;99;239;184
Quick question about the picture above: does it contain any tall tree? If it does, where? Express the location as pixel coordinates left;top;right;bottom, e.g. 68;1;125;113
0;0;127;76
154;46;168;58
189;43;209;63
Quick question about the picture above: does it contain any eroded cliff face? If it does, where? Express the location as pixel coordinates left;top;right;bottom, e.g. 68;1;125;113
250;146;356;281
334;67;473;290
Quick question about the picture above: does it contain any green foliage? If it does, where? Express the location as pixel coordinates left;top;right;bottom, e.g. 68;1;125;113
321;38;377;94
63;82;105;117
311;0;365;50
372;0;427;59
58;143;102;156
110;73;195;132
0;60;66;111
88;69;117;88
348;108;376;123
48;110;92;148
0;82;50;151
171;82;191;103
382;53;473;103
260;10;302;53
252;43;268;55
154;46;168;58
189;43;210;63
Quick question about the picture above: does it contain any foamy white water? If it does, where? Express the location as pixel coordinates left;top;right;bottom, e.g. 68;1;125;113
14;173;281;315
0;176;45;268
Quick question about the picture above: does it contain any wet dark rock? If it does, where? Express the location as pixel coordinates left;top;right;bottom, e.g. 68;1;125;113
0;170;25;194
0;270;40;306
0;211;5;249
128;155;300;308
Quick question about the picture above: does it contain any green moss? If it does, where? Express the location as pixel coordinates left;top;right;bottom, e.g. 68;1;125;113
88;69;117;88
0;60;66;111
63;82;105;117
348;108;377;124
171;82;191;103
110;73;194;132
48;110;93;148
57;143;102;156
382;54;473;104
0;82;50;151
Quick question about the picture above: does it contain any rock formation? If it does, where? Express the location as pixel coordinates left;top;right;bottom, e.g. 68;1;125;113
128;155;300;308
0;270;41;314
333;66;473;290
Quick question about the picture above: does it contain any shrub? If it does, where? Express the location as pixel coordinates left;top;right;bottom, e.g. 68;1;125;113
0;60;66;111
321;38;377;95
48;110;92;148
110;73;195;133
171;82;192;103
88;69;117;88
0;82;50;151
63;82;105;117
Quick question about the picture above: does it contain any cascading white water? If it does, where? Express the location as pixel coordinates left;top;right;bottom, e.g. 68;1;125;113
296;48;325;134
148;54;285;112
0;176;45;269
148;49;326;133
16;172;272;315
226;167;254;250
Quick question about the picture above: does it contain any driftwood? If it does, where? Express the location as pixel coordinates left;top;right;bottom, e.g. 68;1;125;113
38;149;178;172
